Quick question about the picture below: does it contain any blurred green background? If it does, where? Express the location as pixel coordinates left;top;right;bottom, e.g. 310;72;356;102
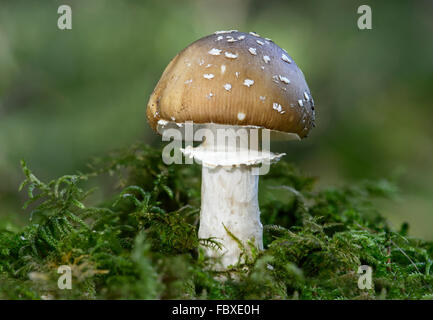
0;0;432;238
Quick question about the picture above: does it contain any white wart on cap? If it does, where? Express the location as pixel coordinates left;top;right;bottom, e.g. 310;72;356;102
147;31;316;138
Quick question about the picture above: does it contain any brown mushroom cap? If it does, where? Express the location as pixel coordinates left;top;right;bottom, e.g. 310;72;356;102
146;30;315;138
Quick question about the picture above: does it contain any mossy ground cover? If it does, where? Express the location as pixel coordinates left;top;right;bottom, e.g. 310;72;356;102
0;143;432;300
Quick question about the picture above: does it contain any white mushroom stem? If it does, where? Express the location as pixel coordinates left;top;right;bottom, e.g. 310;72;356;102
199;164;263;269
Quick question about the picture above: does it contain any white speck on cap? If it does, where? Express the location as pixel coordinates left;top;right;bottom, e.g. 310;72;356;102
272;75;279;83
260;96;266;101
216;36;223;41
203;74;214;79
215;30;238;34
225;52;238;59
171;116;176;121
237;35;245;40
248;47;257;55
282;54;292;63
279;75;291;84
304;92;310;101
223;83;232;91
158;119;169;126
298;99;304;107
256;40;265;45
249;31;260;37
263;55;271;64
207;92;214;99
237;112;246;120
186;62;191;67
199;59;205;66
208;48;222;55
205;64;212;68
243;79;254;87
235;72;240;78
226;36;237;42
221;65;226;74
272;102;283;113
184;79;192;84
261;66;265;70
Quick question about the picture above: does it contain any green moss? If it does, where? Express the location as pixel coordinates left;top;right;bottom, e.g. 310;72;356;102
0;143;432;299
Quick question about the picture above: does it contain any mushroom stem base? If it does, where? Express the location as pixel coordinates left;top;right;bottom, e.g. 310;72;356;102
199;165;262;269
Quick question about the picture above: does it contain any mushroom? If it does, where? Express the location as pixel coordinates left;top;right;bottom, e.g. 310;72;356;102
146;31;315;269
